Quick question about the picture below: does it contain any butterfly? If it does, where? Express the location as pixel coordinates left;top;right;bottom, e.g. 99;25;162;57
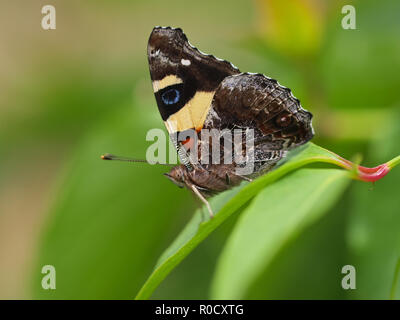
104;26;314;218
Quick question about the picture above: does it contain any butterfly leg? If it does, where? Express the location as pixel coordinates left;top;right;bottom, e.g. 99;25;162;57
225;173;231;185
190;184;214;218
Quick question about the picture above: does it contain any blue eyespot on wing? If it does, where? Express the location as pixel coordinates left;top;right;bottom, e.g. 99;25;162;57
161;88;180;105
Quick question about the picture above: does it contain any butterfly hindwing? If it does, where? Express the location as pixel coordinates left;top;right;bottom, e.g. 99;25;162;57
205;73;313;148
202;73;314;173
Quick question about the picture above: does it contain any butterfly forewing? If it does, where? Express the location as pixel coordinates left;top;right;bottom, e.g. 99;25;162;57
147;26;239;135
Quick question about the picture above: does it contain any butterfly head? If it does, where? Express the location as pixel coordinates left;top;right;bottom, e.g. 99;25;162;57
164;165;187;188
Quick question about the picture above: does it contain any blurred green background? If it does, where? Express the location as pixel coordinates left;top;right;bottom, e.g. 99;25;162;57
1;0;400;299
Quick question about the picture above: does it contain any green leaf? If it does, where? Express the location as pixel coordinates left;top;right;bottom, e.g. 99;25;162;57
210;168;350;299
31;105;193;299
135;143;353;299
242;195;349;300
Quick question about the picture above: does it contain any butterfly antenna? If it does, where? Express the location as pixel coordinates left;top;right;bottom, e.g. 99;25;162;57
100;153;173;166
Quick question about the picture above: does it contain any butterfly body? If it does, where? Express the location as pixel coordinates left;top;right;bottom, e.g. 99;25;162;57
166;163;250;194
147;27;314;216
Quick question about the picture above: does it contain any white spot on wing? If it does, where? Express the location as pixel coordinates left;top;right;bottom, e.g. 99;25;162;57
181;59;191;66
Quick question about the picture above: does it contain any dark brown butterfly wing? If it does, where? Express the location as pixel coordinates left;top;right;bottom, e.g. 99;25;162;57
203;73;314;173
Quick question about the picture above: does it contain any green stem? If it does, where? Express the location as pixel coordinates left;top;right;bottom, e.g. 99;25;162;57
387;155;400;169
390;258;400;300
